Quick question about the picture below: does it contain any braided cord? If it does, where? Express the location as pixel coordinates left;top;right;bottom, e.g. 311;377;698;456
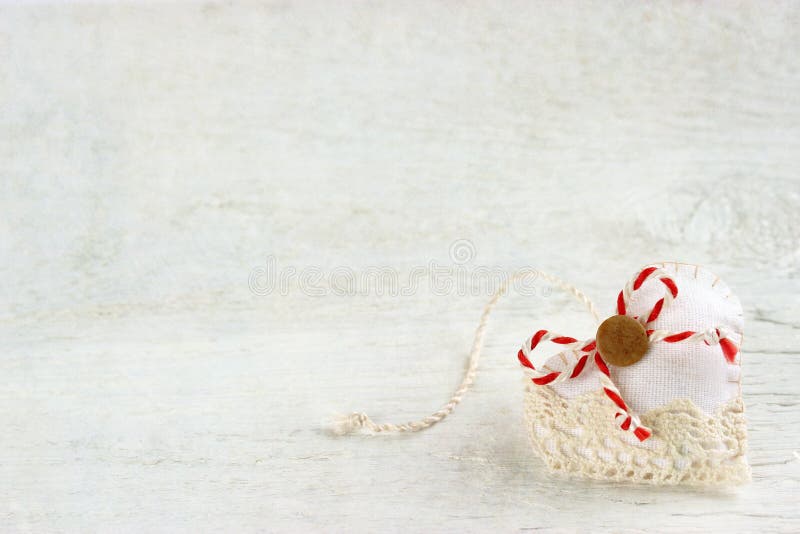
332;269;598;435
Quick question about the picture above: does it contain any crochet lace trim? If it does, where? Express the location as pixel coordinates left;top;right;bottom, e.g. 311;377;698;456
524;385;750;485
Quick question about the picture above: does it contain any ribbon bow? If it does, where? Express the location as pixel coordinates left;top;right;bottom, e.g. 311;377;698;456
517;266;740;442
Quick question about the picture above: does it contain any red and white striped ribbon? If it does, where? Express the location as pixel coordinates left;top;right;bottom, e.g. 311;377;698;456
518;331;652;441
616;266;678;324
517;330;595;385
517;265;741;442
593;352;652;441
647;327;739;363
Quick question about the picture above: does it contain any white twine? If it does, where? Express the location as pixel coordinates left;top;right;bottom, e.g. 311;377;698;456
332;269;599;435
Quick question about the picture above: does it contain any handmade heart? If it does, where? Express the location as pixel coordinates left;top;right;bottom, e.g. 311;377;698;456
516;262;747;485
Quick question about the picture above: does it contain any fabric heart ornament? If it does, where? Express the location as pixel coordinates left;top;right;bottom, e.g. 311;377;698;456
517;263;748;485
334;261;749;486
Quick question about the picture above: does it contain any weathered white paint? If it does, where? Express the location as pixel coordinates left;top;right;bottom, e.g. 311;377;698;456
1;2;799;532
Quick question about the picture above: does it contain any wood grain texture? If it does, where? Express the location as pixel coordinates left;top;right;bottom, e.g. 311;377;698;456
1;1;799;532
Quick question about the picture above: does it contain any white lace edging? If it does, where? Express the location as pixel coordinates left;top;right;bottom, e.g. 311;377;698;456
524;385;750;485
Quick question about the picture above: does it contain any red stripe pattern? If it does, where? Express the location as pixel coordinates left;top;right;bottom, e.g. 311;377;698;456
646;327;740;363
518;330;595;386
719;336;739;363
663;331;694;342
517;264;742;444
595;351;652;440
616;265;678;324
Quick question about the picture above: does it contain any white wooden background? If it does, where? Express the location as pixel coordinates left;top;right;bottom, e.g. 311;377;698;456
2;2;799;532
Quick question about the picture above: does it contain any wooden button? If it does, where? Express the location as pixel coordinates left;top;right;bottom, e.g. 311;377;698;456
595;315;649;367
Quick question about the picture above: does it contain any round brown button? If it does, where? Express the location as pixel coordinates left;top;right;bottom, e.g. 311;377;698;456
595;315;649;367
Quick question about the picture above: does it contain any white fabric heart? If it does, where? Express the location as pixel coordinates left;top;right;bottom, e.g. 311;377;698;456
519;262;748;485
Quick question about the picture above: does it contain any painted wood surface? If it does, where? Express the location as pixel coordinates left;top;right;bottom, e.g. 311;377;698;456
2;2;799;532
